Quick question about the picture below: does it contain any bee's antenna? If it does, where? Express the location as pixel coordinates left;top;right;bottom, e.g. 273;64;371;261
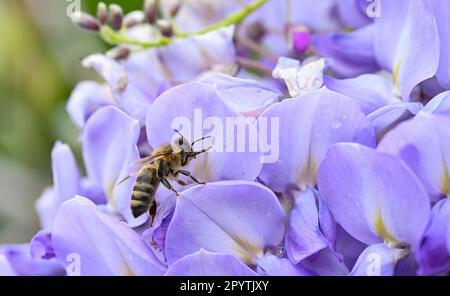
189;146;212;157
117;175;130;185
174;129;184;139
191;136;211;147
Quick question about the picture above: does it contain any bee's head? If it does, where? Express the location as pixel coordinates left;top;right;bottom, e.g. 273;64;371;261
172;130;211;166
171;135;193;154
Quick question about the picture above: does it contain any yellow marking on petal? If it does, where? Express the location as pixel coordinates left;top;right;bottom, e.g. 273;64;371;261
392;60;402;94
232;237;263;266
374;210;400;247
298;156;318;190
308;157;318;186
441;169;450;197
106;181;118;212
122;263;136;276
192;153;213;182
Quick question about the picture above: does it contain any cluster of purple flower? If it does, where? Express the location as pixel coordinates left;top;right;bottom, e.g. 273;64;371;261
1;0;450;276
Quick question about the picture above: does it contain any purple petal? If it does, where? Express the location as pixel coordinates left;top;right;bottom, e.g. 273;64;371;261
142;189;176;253
428;0;450;89
318;143;430;248
417;198;450;275
319;195;336;249
147;82;237;146
335;225;367;269
166;249;257;276
0;253;16;276
285;189;329;264
301;247;349;276
82;54;127;93
291;0;341;32
258;87;375;193
367;102;423;142
324;74;397;114
160;26;236;82
67;81;115;128
447;229;450;261
256;254;314;276
374;0;440;100
146;82;262;182
421;91;450;116
198;74;281;117
312;25;379;78
349;244;405;276
0;244;64;276
336;0;372;29
36;142;81;229
165;181;286;266
379;113;450;200
30;230;55;260
82;54;152;121
121;49;167;99
52;196;165;275
82;106;144;226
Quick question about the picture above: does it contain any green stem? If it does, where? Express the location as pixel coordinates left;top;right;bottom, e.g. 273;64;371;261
100;0;269;49
100;26;171;48
176;0;268;37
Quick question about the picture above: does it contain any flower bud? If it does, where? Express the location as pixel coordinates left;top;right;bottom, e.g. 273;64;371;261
97;2;108;25
144;0;157;24
246;21;266;42
71;12;100;32
107;47;131;60
109;4;123;31
289;25;311;53
169;1;182;18
157;19;173;37
124;11;145;28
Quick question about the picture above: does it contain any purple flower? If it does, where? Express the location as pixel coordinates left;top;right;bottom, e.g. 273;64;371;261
164;181;292;275
424;0;450;89
145;82;265;184
67;81;115;129
36;142;82;229
52;197;165;276
79;27;236;122
376;113;450;274
0;242;64;276
82;106;143;226
313;25;380;78
373;0;440;100
4;0;450;277
258;87;375;192
318;143;431;275
416;198;450;275
420;91;450;116
379;114;450;201
166;249;258;276
256;87;374;266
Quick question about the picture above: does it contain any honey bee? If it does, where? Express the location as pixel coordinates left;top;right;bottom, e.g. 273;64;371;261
119;130;210;222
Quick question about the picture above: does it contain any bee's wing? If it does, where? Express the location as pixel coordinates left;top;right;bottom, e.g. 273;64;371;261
117;152;172;185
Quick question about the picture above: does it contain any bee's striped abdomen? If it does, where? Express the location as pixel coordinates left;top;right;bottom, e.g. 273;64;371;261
131;167;159;218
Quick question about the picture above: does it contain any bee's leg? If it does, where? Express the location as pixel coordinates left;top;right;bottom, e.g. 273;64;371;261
176;170;205;185
176;179;187;186
161;177;181;196
149;201;157;226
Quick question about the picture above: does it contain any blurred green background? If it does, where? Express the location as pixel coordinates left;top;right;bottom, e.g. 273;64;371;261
0;0;142;243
